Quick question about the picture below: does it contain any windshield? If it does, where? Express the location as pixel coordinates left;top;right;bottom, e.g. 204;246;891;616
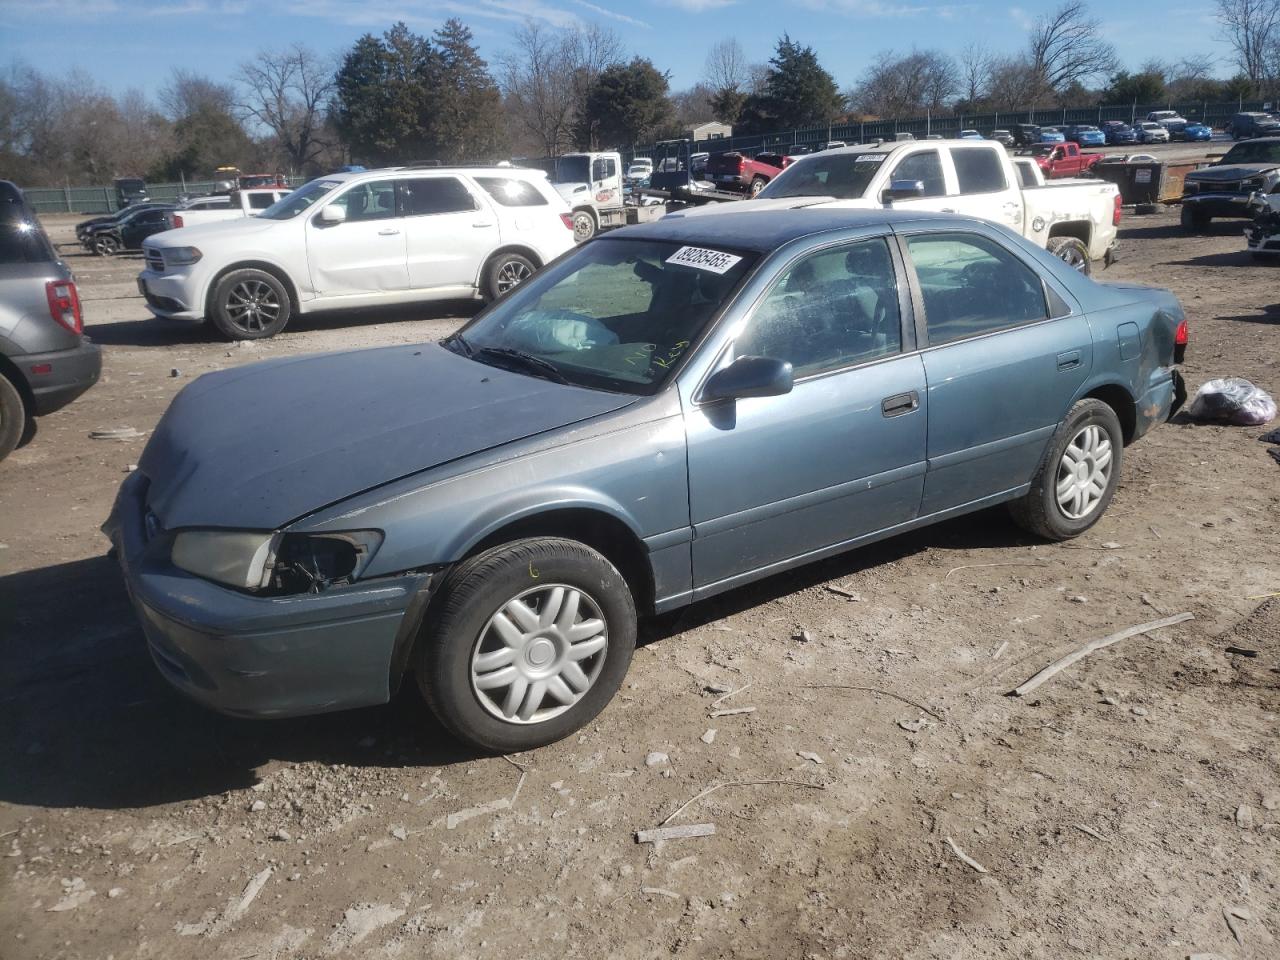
1220;141;1280;164
757;152;887;200
553;156;590;184
452;238;758;394
259;179;340;220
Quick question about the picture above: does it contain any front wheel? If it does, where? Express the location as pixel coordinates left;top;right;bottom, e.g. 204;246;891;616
92;235;120;256
208;269;291;341
572;210;596;243
1046;236;1092;275
483;252;536;301
1008;398;1123;541
416;538;637;753
1181;205;1211;233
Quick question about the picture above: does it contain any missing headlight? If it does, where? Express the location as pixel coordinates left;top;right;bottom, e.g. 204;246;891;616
264;531;383;595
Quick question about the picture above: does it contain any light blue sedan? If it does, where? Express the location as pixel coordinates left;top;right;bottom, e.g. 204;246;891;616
1039;127;1067;143
105;209;1189;751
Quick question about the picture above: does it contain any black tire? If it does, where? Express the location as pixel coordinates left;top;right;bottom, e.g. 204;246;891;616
483;252;537;301
1008;398;1124;541
749;176;768;197
0;374;26;463
572;209;596;243
1181;205;1211;233
416;537;637;753
1046;236;1092;275
208;268;291;341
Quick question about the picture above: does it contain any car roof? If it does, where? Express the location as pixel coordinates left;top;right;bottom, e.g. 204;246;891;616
608;208;969;253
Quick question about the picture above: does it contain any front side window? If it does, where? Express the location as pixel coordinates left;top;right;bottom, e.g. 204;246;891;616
399;177;477;216
888;150;946;198
328;180;396;221
474;177;548;207
951;148;1008;193
906;232;1048;346
247;193;276;210
1221;140;1280;164
736;238;902;378
453;238;757;394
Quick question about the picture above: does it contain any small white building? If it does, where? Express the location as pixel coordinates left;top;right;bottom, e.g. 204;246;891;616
689;122;732;144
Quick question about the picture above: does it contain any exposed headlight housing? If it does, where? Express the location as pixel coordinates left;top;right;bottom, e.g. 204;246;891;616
165;246;203;266
170;529;383;594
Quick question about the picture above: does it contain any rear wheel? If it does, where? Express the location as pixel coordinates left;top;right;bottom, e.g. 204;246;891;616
416;537;637;753
1181;205;1211;233
209;269;291;341
1009;398;1123;541
483;252;536;301
749;176;768;197
0;374;27;463
1046;236;1092;275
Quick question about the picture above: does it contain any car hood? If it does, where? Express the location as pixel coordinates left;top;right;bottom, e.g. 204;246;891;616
1187;163;1279;181
138;343;638;530
147;216;280;246
553;182;592;203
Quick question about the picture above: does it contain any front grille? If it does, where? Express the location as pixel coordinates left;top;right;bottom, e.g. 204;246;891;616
145;249;164;272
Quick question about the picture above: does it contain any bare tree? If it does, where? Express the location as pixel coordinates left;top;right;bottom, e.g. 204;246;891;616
849;49;958;118
160;68;235;120
984;56;1042;113
703;38;749;93
1216;0;1280;85
1027;2;1117;102
237;45;335;173
958;42;994;107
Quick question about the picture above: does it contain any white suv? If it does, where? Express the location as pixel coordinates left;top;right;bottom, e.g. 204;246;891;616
138;166;576;340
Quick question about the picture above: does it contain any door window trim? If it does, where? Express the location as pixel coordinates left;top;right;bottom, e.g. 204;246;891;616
893;227;1072;351
316;178;399;224
694;233;918;404
395;175;481;217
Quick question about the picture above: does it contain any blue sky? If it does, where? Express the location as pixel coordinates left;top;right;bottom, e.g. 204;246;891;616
0;0;1228;98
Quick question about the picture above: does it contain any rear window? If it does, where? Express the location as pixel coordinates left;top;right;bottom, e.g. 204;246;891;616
474;177;548;207
952;148;1007;194
0;215;54;264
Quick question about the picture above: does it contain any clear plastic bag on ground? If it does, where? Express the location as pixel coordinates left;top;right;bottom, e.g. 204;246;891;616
1187;378;1277;426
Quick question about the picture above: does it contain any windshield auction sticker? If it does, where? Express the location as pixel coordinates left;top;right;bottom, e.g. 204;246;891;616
856;154;887;163
666;246;743;274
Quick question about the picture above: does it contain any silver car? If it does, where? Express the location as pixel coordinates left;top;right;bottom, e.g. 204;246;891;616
0;181;101;461
106;209;1187;752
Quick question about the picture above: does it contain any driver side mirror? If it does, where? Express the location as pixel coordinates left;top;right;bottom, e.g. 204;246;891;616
318;205;346;225
881;179;925;204
702;356;793;402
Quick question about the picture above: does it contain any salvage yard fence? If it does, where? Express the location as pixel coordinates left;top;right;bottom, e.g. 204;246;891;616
21;176;309;215
633;99;1273;162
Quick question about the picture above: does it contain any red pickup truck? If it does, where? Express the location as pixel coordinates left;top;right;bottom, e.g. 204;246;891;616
704;152;785;195
1031;142;1103;179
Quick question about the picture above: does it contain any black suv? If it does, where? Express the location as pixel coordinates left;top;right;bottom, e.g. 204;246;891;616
1011;123;1043;146
0;181;101;461
1227;112;1280;140
82;204;175;256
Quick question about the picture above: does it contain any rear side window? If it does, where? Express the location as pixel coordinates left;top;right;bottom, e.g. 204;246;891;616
474;177;548;207
399;177;477;216
0;215;53;264
906;232;1048;346
889;150;946;198
952;148;1008;194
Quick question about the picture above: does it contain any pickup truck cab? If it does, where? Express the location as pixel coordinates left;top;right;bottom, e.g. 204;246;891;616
168;188;291;230
1031;141;1103;179
726;140;1121;273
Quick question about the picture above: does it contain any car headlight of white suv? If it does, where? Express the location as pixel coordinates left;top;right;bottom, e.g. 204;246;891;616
164;246;203;266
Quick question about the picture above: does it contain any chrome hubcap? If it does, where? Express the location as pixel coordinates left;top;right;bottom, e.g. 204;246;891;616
1056;424;1113;519
573;214;594;241
226;280;281;332
495;260;532;293
470;584;608;725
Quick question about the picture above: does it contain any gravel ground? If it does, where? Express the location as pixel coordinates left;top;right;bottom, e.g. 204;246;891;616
1;208;1277;960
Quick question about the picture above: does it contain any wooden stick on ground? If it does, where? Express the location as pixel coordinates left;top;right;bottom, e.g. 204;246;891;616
660;779;826;826
1009;612;1194;698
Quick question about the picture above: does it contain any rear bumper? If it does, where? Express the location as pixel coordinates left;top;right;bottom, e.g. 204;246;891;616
103;471;433;718
15;340;102;416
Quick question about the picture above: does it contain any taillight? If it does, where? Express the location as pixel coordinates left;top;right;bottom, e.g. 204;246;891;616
1175;319;1188;345
736;156;745;173
1113;193;1123;226
172;214;184;228
46;279;83;335
559;213;574;230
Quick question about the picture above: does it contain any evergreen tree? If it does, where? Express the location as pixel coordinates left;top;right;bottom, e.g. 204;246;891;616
740;35;843;133
431;19;506;162
579;57;674;148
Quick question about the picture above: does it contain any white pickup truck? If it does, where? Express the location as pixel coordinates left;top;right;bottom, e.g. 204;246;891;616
167;188;292;230
717;139;1120;273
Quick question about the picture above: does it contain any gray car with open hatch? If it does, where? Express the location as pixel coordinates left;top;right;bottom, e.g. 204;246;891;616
105;208;1188;752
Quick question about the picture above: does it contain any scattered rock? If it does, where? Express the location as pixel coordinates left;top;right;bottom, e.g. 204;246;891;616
47;878;95;912
1131;706;1149;717
704;683;732;695
700;729;717;745
249;800;266;813
1068;595;1089;604
1101;696;1118;706
645;752;669;767
107;887;124;899
1235;805;1255;829
1262;794;1279;811
795;629;814;643
170;368;181;377
797;751;824;764
389;826;407;841
635;823;715;843
271;828;293;842
324;903;405;955
1101;542;1122;550
898;718;929;733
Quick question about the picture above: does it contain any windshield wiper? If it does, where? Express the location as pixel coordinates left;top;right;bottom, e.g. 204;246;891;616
473;346;569;384
441;333;473;357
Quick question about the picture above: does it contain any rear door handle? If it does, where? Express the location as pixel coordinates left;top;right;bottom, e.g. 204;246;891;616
377;228;400;236
881;390;920;417
1056;350;1082;371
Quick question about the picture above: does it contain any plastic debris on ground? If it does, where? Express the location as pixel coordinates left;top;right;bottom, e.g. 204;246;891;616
1186;378;1276;426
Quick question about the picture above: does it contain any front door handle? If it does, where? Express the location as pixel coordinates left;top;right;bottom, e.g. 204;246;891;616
378;228;401;236
1056;350;1082;371
881;390;920;417
472;221;494;228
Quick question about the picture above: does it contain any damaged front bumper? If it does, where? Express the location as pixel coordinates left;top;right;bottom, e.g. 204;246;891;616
103;471;434;718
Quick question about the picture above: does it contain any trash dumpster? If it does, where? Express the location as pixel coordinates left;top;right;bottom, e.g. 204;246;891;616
1092;160;1164;205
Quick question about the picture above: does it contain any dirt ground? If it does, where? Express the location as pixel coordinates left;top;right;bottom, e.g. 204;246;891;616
1;209;1278;960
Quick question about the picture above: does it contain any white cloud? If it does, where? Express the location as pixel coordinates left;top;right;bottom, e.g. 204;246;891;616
651;0;736;10
572;0;650;27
